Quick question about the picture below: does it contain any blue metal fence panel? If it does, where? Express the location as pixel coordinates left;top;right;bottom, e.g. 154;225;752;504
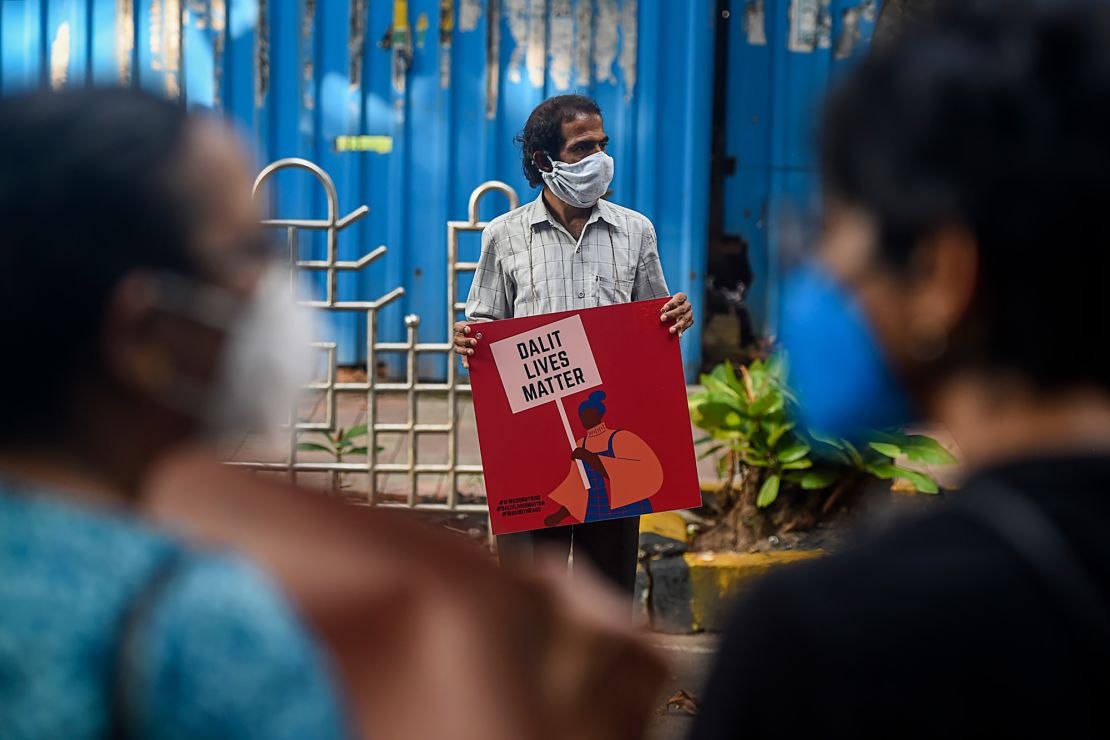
1;0;45;92
0;0;720;379
722;0;877;334
88;0;117;84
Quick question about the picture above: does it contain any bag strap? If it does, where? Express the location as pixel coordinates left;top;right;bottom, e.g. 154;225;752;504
110;548;187;740
958;480;1110;656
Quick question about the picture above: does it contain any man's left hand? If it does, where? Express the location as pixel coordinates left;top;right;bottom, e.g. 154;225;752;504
661;293;694;337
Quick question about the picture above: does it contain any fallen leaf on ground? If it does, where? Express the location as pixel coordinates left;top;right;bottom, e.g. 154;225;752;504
665;689;701;716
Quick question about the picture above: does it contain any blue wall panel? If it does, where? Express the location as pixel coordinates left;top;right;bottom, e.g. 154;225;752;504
0;0;757;380
722;0;878;334
89;0;119;85
1;0;45;92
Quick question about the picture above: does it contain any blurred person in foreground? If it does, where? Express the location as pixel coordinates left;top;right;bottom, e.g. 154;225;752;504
692;1;1110;738
0;88;663;740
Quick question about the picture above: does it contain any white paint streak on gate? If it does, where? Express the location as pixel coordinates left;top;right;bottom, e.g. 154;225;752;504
459;0;482;32
549;0;574;90
575;0;593;85
619;0;638;99
526;0;548;87
505;0;528;83
594;0;619;84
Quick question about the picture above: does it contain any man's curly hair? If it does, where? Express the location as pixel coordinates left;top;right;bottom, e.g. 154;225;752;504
514;95;602;187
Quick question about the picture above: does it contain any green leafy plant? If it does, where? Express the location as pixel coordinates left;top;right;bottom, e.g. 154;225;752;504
297;425;381;492
689;356;956;547
297;424;371;462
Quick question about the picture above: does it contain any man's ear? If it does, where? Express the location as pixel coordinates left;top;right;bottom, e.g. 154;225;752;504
533;150;554;173
101;272;171;395
910;225;979;341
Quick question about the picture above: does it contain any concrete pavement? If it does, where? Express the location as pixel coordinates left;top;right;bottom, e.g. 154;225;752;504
647;634;718;740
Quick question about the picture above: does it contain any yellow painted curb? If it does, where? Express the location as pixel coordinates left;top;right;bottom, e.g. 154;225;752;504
639;512;689;543
683;550;823;631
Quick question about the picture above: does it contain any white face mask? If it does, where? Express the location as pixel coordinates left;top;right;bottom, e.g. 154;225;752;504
152;263;317;446
540;150;615;208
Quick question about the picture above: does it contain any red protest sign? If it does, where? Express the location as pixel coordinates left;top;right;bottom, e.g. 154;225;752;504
468;298;702;536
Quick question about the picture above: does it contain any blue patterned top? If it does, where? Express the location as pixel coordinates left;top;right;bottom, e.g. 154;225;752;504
583;430;654;523
0;482;349;739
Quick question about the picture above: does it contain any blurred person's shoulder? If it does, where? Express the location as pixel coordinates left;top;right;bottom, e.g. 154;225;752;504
754;454;1110;626
698;454;1110;739
134;551;348;739
0;483;347;739
0;481;179;606
724;497;1020;658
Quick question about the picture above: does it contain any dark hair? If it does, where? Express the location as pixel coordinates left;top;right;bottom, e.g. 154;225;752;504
0;87;198;442
579;390;607;416
515;95;602;187
822;0;1110;391
873;0;938;47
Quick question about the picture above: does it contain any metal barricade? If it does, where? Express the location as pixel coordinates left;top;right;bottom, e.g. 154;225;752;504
229;158;519;514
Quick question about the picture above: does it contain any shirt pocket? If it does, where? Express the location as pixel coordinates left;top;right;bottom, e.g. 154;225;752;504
594;274;633;306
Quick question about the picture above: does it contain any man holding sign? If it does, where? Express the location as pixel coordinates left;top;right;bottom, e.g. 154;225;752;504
453;95;693;596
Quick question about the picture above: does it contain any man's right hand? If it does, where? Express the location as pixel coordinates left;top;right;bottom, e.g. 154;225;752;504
453;321;478;369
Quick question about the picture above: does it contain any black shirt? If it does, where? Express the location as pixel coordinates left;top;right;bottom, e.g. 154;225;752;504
691;455;1110;739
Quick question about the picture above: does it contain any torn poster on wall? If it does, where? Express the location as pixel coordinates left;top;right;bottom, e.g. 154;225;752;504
745;0;768;46
788;0;831;53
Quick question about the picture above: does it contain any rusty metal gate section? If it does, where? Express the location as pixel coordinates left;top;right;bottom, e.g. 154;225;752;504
230;158;520;513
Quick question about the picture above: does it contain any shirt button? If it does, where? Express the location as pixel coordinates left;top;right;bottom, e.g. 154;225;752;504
578;291;585;298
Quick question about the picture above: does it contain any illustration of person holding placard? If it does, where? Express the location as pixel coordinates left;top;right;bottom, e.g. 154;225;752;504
544;391;663;527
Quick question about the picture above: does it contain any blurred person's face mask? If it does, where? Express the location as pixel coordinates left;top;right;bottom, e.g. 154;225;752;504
146;263;316;444
780;264;915;440
541;150;614;209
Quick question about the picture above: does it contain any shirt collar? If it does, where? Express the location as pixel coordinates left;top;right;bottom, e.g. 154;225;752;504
527;191;623;233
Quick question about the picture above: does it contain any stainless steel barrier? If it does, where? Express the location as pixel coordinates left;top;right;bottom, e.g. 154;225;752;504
229;158;519;514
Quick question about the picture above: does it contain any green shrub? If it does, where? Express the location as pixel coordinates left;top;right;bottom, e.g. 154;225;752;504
690;356;956;509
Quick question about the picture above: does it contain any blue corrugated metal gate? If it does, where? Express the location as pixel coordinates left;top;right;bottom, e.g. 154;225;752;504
720;0;878;334
0;0;875;379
